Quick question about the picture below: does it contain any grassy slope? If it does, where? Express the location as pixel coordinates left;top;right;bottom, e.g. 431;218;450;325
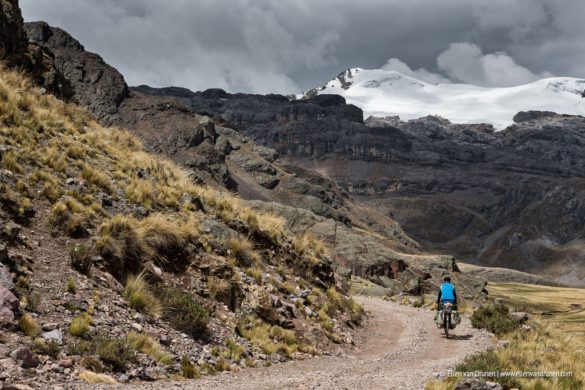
0;65;363;381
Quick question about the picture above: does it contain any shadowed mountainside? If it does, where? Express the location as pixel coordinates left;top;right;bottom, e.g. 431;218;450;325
16;19;490;299
128;86;585;286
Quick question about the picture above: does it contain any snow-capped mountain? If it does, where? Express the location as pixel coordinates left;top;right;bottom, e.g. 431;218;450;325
304;68;585;129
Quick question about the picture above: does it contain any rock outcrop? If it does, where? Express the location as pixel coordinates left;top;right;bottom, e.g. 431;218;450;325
0;0;27;61
24;21;128;124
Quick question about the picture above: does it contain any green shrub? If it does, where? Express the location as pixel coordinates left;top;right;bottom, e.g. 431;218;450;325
32;338;61;358
91;334;136;372
456;350;519;388
155;285;208;339
67;334;136;372
471;304;519;335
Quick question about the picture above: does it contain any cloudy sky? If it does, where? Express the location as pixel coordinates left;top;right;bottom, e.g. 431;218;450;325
20;0;585;94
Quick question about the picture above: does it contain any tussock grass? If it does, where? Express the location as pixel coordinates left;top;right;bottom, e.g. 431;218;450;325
69;314;92;337
32;338;61;358
181;354;201;379
237;317;299;357
19;314;40;337
96;213;201;276
69;334;137;372
82;164;113;193
49;197;95;237
226;236;258;266
325;287;364;324
1;150;23;173
70;243;93;275
79;371;118;385
123;273;162;318
126;331;173;365
225;339;246;362
67;277;77;293
245;267;263;284
208;276;231;300
96;214;149;277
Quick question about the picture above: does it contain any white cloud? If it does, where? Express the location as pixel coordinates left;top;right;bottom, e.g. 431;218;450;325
381;58;450;84
437;42;552;87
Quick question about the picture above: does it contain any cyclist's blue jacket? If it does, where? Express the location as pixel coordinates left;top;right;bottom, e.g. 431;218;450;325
437;282;457;304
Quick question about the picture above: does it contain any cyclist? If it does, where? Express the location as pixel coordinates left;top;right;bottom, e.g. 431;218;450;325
437;275;457;310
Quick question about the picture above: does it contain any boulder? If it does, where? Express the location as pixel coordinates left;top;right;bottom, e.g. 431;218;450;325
510;312;530;322
0;263;14;290
0;286;18;327
9;347;39;369
41;329;63;345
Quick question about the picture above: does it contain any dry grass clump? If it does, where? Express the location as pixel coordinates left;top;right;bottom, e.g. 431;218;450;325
66;277;77;293
49;197;95;237
237;317;299;357
245;267;264;284
96;215;149;278
123;273;162;318
79;371;118;385
136;214;192;264
41;145;67;173
181;354;201;379
69;314;92;337
70;243;94;275
225;339;246;362
19;313;40;337
32;338;61;358
207;276;231;301
69;334;137;372
126;331;173;365
1;149;23;173
325;287;364;324
96;213;200;276
82;164;113;193
226;236;258;266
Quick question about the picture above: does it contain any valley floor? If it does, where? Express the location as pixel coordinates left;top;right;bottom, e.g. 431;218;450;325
89;297;493;390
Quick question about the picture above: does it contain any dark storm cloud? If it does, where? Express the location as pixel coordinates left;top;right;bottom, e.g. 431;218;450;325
19;0;585;93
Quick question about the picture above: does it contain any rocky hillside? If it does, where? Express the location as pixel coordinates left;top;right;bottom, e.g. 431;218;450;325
0;61;368;386
131;82;585;286
0;2;383;386
17;15;489;302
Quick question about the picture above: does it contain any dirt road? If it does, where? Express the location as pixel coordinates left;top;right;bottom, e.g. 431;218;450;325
98;296;493;390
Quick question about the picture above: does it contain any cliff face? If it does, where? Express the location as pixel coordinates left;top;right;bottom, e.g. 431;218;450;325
24;21;129;125
133;86;585;285
0;0;27;60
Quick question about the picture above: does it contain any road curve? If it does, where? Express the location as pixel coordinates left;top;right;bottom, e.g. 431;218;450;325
95;296;493;390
